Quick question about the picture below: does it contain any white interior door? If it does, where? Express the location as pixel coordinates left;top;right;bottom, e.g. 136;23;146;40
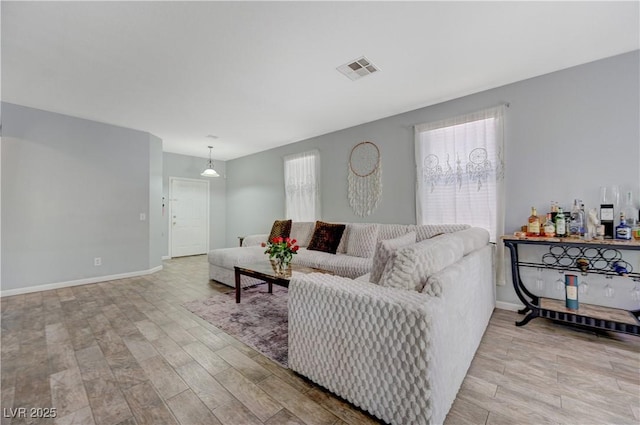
170;177;209;257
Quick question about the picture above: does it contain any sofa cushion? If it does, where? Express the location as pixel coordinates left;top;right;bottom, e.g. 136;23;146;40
369;231;416;284
346;223;380;258
290;222;315;247
317;253;373;279
307;221;346;254
421;239;490;297
377;224;413;242
415;224;470;241
292;248;328;269
268;219;292;242
292;248;372;279
208;246;265;269
379;233;465;292
453;227;490;255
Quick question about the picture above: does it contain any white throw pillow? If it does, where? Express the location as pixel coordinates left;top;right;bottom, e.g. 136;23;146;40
336;225;350;253
346;223;380;258
379;234;465;292
290;222;315;247
452;227;490;255
369;231;416;284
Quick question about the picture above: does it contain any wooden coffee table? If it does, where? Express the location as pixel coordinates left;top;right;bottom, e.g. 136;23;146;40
234;261;330;303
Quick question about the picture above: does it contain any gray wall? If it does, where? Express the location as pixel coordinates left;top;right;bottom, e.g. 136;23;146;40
225;120;417;241
149;134;164;269
162;152;227;257
1;103;163;291
226;51;640;304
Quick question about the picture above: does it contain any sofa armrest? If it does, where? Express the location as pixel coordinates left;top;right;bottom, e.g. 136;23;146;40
420;244;495;424
241;234;269;247
288;274;439;425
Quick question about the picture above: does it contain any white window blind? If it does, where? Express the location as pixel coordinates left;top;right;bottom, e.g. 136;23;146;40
284;150;320;221
415;105;506;283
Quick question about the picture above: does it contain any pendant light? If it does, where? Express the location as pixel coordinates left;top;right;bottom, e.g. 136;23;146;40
201;145;220;177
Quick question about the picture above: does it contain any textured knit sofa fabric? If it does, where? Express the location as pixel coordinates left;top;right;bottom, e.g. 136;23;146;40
306;221;346;254
207;222;469;288
207;222;491;424
379;233;465;292
369;231;417;284
345;223;380;258
268;219;292;242
288;228;494;425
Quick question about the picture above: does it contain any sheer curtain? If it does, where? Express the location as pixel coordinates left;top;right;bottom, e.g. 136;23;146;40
415;105;506;284
284;150;320;221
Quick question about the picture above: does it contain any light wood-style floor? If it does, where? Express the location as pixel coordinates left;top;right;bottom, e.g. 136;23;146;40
1;255;638;425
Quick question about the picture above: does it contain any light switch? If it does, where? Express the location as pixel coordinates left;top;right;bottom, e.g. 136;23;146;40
140;213;146;221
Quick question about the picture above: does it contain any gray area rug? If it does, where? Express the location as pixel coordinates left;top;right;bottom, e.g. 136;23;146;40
183;284;289;367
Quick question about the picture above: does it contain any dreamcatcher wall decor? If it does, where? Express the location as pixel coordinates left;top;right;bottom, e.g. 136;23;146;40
348;141;382;217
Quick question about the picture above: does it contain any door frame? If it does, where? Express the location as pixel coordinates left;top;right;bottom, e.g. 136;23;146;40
168;176;210;258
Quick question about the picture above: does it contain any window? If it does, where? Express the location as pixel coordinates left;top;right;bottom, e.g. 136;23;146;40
415;105;505;242
284;150;320;221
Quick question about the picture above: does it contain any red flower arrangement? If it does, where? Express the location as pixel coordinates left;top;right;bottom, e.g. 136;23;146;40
261;236;299;266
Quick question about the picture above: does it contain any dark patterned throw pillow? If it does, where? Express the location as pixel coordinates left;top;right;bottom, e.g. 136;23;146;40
307;221;346;254
268;219;292;242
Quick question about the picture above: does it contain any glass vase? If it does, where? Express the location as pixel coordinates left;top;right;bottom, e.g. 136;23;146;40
271;257;291;276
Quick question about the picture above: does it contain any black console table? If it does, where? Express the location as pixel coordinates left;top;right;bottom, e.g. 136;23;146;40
502;236;640;335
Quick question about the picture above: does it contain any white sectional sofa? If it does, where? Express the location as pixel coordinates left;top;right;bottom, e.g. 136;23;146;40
207;221;495;425
207;221;469;287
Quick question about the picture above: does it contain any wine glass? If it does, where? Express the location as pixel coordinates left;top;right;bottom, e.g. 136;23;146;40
555;272;564;292
579;277;589;295
535;268;544;291
600;185;620;207
630;281;640;302
604;277;615;298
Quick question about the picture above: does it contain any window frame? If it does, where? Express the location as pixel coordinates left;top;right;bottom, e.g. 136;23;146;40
414;105;506;243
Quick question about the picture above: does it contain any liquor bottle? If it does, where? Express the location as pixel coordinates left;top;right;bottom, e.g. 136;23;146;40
550;201;559;223
527;207;540;236
543;213;555;237
601;203;615;239
615;212;632;240
569;199;585;237
569;199;582;237
565;275;579;311
623;191;637;228
633;208;640;240
555;207;567;237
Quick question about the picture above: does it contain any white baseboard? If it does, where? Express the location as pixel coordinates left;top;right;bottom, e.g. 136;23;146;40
495;300;524;311
162;255;171;260
0;265;163;297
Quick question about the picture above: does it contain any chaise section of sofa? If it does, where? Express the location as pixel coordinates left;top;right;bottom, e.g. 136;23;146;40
288;228;495;425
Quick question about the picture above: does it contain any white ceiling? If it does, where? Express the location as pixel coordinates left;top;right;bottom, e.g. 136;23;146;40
2;1;638;161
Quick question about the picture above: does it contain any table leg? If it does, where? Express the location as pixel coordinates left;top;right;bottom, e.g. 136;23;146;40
235;270;241;303
268;282;273;293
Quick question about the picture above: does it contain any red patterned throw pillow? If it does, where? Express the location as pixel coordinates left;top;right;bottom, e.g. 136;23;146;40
268;219;292;242
307;221;346;254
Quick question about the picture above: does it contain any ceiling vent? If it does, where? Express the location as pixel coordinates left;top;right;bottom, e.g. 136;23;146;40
337;56;380;81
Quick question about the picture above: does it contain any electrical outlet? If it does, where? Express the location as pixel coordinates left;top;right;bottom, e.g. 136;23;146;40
94;257;102;266
139;213;146;221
